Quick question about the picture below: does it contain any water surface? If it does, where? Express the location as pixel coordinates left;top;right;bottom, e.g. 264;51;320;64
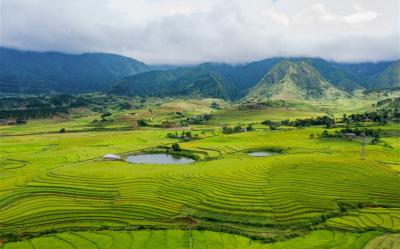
249;152;278;157
126;153;194;164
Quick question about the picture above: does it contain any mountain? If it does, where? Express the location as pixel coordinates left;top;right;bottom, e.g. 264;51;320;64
368;60;400;89
197;58;397;93
111;67;239;100
0;47;150;93
198;58;282;94
336;61;394;80
2;47;398;98
302;58;363;91
112;58;399;101
246;60;347;101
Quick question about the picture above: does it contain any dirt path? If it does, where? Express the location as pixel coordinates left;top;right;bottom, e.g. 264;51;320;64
150;112;158;121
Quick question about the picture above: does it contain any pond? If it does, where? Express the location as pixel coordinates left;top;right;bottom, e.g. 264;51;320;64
248;151;279;157
126;153;195;165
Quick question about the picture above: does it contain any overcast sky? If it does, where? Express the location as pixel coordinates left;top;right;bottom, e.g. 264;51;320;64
1;0;399;64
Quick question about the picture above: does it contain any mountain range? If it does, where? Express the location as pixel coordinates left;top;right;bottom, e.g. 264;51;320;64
0;47;149;93
1;47;399;100
111;57;400;101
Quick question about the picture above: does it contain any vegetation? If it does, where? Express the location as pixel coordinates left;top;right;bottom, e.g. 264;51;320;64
2;47;399;100
1;96;400;249
2;230;384;249
262;115;336;128
0;48;149;94
111;67;239;100
1;50;400;249
0;94;139;121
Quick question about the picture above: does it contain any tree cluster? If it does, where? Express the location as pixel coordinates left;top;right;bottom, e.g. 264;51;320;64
222;124;254;134
167;131;199;141
181;114;212;125
262;115;335;129
238;100;287;110
318;127;381;144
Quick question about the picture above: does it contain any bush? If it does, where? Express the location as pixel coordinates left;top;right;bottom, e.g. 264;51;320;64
15;119;26;125
171;143;180;151
59;128;66;133
101;112;112;120
370;137;380;145
137;119;148;127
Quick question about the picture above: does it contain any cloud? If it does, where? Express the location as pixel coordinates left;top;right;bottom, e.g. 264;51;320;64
343;11;378;24
1;0;399;64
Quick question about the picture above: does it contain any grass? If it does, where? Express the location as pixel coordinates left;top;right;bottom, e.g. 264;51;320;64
1;98;400;248
327;208;400;231
2;230;383;249
363;233;400;249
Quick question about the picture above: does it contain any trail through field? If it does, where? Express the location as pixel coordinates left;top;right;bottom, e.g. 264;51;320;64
150;112;158;121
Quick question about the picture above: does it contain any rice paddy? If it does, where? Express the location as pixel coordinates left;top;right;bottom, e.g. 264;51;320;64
2;230;384;249
1;100;400;248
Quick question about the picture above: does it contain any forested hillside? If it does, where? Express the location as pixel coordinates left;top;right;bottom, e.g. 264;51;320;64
0;47;150;93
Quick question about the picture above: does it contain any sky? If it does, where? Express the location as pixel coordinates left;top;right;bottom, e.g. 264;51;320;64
1;0;399;64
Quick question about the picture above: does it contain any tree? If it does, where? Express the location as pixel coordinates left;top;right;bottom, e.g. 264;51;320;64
343;114;350;125
101;112;112;121
321;130;329;137
210;102;220;109
59;128;66;133
370;137;380;145
137;119;147;127
15;118;26;125
269;124;278;130
234;125;242;133
171;143;180;151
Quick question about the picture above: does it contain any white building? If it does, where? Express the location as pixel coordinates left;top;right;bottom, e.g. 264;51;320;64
103;154;121;160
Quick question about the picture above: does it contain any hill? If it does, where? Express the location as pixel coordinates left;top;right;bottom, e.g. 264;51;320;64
1;47;398;97
198;58;282;95
111;58;399;101
246;60;347;101
368;60;400;89
111;67;239;100
0;47;150;93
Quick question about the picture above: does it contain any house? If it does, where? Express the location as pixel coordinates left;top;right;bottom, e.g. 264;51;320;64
344;133;357;140
103;154;121;160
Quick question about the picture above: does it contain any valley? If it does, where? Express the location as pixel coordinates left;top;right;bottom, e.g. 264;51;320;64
1;93;400;248
1;46;400;249
2;0;399;247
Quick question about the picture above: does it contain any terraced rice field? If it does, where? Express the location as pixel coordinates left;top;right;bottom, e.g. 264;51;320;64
2;230;383;249
1;114;400;248
327;208;400;231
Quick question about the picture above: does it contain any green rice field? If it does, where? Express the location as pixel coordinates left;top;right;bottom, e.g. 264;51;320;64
1;100;400;248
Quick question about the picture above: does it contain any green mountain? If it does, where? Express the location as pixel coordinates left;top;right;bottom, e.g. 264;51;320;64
198;58;282;94
112;58;399;101
368;60;400;89
336;61;394;80
303;58;363;91
246;60;347;101
111;67;239;100
198;58;376;93
2;47;398;98
0;47;150;93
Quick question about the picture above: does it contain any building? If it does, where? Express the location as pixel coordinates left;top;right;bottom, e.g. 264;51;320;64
103;154;121;160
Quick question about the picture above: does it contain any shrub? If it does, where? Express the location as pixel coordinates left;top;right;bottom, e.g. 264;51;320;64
171;143;180;151
370;137;380;145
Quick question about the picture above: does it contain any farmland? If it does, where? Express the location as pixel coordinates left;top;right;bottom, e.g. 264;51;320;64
1;98;400;248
